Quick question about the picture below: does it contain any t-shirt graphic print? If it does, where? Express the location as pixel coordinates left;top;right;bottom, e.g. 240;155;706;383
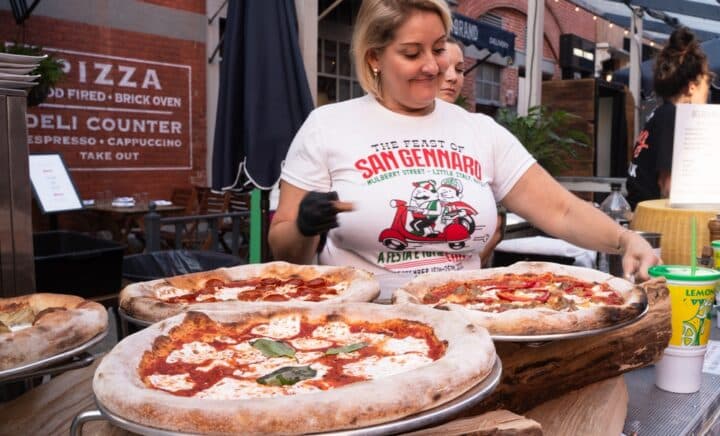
282;95;535;278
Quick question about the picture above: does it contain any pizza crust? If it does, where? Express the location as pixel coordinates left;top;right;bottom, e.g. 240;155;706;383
0;293;108;371
94;304;496;434
393;262;648;336
120;262;380;323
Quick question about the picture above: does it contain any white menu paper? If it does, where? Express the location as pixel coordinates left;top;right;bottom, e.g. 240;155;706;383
669;104;720;208
28;154;83;213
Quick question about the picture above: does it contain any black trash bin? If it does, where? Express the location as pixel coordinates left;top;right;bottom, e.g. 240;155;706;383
122;250;245;283
34;231;125;297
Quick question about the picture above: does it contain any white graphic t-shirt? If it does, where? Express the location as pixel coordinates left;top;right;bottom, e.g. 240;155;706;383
282;95;535;277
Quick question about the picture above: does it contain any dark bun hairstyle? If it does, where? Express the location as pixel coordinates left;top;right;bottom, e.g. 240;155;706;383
653;27;708;99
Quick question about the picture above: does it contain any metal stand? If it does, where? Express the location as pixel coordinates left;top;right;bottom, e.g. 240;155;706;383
0;328;108;383
71;358;502;436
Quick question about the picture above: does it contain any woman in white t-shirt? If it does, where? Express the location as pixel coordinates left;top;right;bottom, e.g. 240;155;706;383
269;0;658;282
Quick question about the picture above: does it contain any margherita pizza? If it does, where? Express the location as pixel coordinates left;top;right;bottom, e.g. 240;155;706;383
393;262;648;336
120;261;380;323
0;293;108;371
93;304;496;434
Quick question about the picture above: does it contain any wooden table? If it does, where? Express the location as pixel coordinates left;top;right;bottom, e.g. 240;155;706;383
87;204;185;245
0;358;626;436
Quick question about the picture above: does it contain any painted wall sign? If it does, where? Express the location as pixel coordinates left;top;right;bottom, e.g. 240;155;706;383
26;48;192;171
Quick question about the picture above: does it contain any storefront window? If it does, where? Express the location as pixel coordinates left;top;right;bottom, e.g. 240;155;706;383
317;38;362;105
474;63;501;105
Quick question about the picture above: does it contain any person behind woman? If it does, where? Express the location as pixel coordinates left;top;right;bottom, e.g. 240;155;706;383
627;27;711;209
438;37;465;103
269;0;658;282
436;37;502;267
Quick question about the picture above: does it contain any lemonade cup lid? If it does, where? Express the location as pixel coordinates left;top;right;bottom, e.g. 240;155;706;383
712;240;720;248
648;265;720;281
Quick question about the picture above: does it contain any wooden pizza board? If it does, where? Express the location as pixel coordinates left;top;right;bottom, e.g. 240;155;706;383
405;376;626;436
464;278;671;415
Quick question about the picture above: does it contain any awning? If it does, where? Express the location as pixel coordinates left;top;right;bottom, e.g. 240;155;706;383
451;12;515;66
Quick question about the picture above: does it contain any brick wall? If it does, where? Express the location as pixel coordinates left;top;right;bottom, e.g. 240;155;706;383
456;0;609;107
0;11;206;201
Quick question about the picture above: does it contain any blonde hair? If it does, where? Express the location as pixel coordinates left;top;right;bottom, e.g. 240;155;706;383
351;0;452;97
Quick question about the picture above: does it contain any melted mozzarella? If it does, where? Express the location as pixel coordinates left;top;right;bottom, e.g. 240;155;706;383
231;342;267;365
166;341;233;364
296;351;324;364
214;335;237;344
380;337;429;355
290;337;333;350
196;360;231;372
214;286;255;301
311;322;353;342
234;357;294;378
343;354;433;379
251;314;301;338
8;323;32;333
195;377;282;400
154;285;193;300
148;373;194;392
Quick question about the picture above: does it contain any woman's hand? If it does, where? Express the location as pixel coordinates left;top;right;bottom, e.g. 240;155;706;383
296;191;354;236
620;229;661;282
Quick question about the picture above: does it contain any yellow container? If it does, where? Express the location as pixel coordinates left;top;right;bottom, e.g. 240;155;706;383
712;240;720;269
649;265;720;347
631;200;719;265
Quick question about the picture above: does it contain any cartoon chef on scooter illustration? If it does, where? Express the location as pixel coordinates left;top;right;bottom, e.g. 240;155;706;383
378;178;479;250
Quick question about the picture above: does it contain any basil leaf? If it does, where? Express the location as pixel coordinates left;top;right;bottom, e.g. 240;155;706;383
256;365;317;386
251;339;296;359
325;342;368;355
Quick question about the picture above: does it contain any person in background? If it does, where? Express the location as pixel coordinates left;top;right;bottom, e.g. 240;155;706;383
627;27;712;209
436;37;503;267
437;37;465;103
269;0;659;283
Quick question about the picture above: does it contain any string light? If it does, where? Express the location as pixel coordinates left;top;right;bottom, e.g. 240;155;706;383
624;30;629;35
593;15;597;20
650;41;655;47
575;6;580;11
609;23;614;28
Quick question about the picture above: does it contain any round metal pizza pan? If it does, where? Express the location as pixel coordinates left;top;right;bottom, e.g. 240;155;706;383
88;357;502;436
491;303;650;343
117;307;153;327
0;327;108;382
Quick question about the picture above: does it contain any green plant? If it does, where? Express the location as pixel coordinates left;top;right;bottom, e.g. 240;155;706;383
454;94;468;110
495;105;590;175
1;43;65;106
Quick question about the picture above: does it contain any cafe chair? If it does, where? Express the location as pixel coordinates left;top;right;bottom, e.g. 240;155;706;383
216;190;251;254
159;187;201;249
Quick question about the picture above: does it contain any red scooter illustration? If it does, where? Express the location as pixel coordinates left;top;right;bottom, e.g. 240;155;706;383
378;199;478;250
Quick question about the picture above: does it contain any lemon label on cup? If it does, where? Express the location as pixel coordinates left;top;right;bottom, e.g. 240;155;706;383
668;283;715;347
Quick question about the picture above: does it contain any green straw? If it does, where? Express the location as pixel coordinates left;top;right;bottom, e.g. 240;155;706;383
691;216;697;275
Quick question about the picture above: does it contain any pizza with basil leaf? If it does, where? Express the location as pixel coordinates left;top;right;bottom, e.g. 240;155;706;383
93;304;496;434
120;261;380;323
393;262;648;336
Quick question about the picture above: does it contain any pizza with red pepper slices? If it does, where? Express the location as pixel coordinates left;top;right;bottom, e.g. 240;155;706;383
120;262;380;323
93;304;496;434
393;262;648;336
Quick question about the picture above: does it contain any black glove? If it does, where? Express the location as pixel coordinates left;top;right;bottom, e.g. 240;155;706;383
296;191;342;237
